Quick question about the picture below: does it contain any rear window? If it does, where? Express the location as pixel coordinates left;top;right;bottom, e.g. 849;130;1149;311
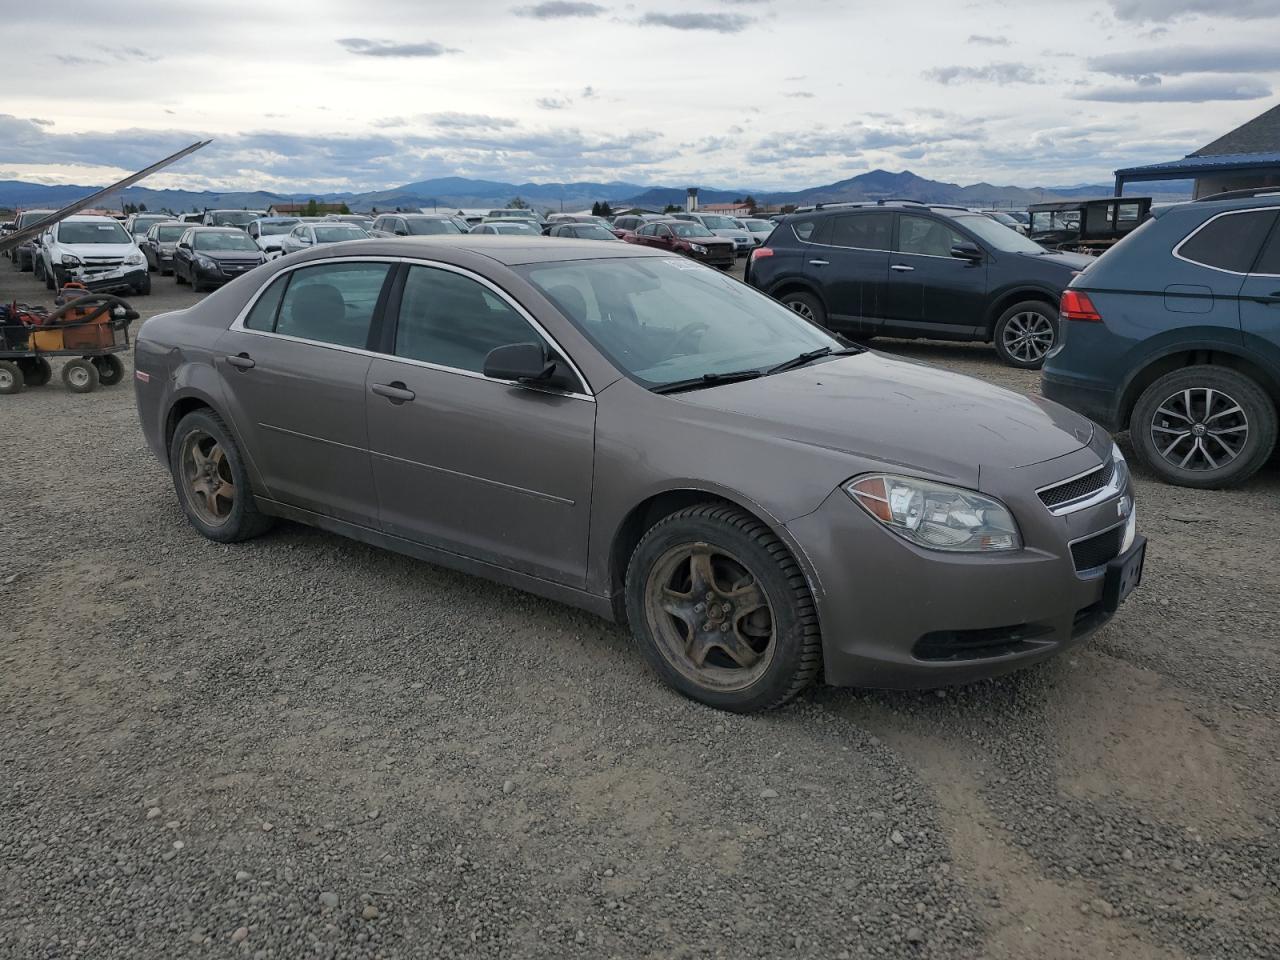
828;213;891;251
792;220;816;242
1254;221;1280;275
1177;210;1277;273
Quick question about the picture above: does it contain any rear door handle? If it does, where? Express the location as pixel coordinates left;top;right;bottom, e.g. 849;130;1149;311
371;381;415;404
226;353;255;370
890;264;915;272
808;259;829;266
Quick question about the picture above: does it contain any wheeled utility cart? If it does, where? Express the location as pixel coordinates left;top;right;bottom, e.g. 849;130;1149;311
0;286;138;394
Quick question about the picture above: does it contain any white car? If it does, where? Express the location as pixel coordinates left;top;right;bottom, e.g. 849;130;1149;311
672;213;755;256
246;217;303;259
740;218;776;246
278;221;371;256
37;215;150;295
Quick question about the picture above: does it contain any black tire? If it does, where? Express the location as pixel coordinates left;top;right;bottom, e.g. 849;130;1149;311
19;252;31;273
133;273;151;296
61;358;99;393
624;503;822;713
191;274;205;293
779;290;827;328
169;409;274;543
93;354;125;386
993;300;1058;369
17;357;51;387
1130;365;1276;489
0;359;24;394
175;265;187;285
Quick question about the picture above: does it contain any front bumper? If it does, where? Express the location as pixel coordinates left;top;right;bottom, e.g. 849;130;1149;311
193;260;261;284
785;457;1142;689
58;264;147;294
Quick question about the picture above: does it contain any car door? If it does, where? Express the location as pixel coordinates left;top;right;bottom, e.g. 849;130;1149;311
1235;211;1280;375
804;212;891;332
174;230;195;279
882;213;989;335
365;262;596;587
214;260;395;526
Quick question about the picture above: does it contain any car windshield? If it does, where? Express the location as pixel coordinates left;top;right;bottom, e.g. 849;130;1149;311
259;220;300;235
672;223;715;238
18;212;55;228
194;231;259;251
155;225;187;241
313;226;369;243
989;213;1018;226
210;211;258;226
745;220;772;231
131;217;165;234
57;221;132;244
490;210;535;219
1030;210;1080;233
519;258;842;388
573;225;616;240
699;216;737;230
406;219;463;235
493;223;535;234
952;215;1045;254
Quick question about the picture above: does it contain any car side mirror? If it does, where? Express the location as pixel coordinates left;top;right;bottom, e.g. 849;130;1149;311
394;229;408;236
178;242;190;249
484;342;559;384
951;242;983;262
298;236;312;245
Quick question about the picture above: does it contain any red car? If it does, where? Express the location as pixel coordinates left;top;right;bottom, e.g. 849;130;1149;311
610;213;666;240
623;219;736;270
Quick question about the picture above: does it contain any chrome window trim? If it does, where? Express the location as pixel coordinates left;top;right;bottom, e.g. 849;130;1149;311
1171;206;1280;277
227;255;596;402
1035;459;1125;516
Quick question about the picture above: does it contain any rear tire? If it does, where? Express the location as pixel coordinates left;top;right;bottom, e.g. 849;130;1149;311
779;290;827;328
0;359;24;394
169;409;274;543
17;357;51;387
61;358;99;393
93;354;125;386
1130;365;1276;489
993;301;1058;369
175;266;187;285
624;503;822;713
133;274;151;296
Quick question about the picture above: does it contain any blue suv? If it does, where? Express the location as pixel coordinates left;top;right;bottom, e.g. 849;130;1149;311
1042;190;1280;488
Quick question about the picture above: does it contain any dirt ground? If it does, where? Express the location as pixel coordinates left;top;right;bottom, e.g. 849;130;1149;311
1;261;1277;960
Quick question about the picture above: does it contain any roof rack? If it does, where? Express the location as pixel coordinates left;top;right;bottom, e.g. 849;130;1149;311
873;198;930;206
1193;187;1280;203
811;201;873;210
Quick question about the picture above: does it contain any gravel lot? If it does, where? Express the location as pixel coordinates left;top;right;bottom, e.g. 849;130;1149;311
2;261;1277;960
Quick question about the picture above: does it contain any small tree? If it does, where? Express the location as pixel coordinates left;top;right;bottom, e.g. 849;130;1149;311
305;198;319;217
138;202;148;212
663;203;681;214
599;201;614;218
338;202;351;215
508;196;529;210
591;201;601;217
743;194;758;214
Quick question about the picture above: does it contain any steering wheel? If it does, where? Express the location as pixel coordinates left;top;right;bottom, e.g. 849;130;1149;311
669;321;710;356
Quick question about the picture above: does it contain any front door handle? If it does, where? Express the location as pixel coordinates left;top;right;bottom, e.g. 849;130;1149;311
808;259;830;266
226;353;255;370
890;264;915;273
371;381;415;404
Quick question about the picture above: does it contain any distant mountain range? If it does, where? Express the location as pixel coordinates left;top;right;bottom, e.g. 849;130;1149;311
0;169;1193;215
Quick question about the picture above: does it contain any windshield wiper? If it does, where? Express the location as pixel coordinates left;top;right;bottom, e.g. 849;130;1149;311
765;345;862;375
650;369;765;395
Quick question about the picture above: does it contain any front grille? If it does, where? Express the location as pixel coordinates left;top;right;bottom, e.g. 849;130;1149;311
914;622;1054;662
1070;525;1124;572
1039;461;1114;509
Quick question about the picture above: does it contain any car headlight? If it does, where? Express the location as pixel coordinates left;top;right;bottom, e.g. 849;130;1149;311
690;243;708;254
61;254;82;267
126;252;144;265
195;254;217;269
844;474;1021;552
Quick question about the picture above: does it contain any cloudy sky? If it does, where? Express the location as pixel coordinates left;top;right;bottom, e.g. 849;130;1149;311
4;0;1279;193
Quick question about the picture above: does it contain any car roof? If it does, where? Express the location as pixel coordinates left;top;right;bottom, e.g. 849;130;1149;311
1176;192;1280;215
293;235;669;266
392;212;455;219
188;225;245;232
62;214;120;222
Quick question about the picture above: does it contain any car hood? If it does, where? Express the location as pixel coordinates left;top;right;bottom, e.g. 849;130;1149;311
670;351;1094;487
200;249;263;261
58;242;139;258
710;229;752;241
1016;249;1094;271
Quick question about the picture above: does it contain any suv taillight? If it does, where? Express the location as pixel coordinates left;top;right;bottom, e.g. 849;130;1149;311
750;247;774;261
1061;289;1101;322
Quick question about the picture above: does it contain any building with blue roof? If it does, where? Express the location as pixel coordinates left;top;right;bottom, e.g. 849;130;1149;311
1114;103;1280;199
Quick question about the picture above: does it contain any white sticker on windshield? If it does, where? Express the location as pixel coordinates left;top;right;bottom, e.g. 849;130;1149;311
661;258;700;271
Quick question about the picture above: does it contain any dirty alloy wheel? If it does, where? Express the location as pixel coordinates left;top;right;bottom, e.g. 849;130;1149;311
93;354;125;386
61;358;99;393
993;301;1057;369
625;503;822;712
17;357;52;387
169;409;274;543
0;359;24;394
1130;365;1276;489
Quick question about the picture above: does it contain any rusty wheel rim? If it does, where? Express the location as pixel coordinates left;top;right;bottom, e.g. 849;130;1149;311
180;430;236;526
643;541;776;692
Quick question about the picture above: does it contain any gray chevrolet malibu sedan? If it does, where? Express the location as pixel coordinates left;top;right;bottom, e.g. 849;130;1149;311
134;237;1145;712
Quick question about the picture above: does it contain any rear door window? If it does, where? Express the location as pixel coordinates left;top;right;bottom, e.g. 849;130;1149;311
1177;210;1277;273
274;262;391;348
828;213;892;250
897;215;966;257
792;219;818;242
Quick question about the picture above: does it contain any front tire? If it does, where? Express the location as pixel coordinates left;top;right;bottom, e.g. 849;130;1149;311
133;273;151;296
17;357;51;387
993;301;1057;369
624;503;822;713
1130;366;1276;489
779;290;827;328
175;265;187;285
169;409;274;543
0;359;24;394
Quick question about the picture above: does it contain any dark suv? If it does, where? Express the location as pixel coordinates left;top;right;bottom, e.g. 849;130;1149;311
1042;190;1280;489
745;201;1091;368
